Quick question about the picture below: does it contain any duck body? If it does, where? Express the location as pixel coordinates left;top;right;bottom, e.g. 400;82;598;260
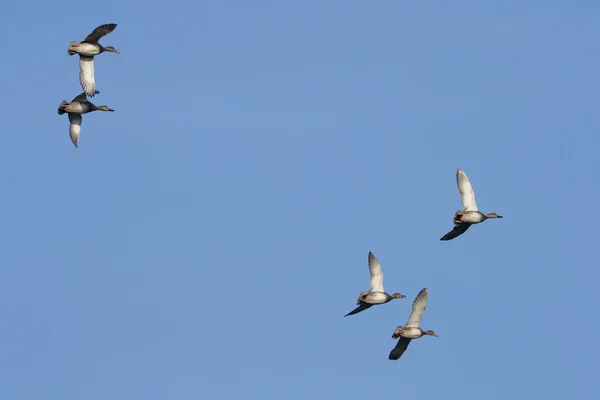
59;99;93;114
57;92;114;148
360;291;396;304
68;42;103;57
440;169;502;241
457;210;488;224
392;326;429;339
67;24;119;97
344;252;406;317
388;288;438;361
346;290;400;317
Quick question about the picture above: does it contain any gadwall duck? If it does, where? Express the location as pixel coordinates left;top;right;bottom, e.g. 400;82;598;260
58;91;114;148
344;252;406;317
389;288;438;360
68;23;120;97
440;168;503;241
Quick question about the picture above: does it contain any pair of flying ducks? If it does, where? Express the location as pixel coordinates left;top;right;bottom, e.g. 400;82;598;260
57;23;119;147
345;252;437;361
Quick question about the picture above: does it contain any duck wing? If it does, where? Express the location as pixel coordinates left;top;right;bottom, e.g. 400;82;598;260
368;251;384;293
405;288;428;328
344;303;373;317
457;169;478;212
71;91;99;103
68;114;82;148
83;23;118;43
388;337;412;360
79;56;96;97
440;222;471;241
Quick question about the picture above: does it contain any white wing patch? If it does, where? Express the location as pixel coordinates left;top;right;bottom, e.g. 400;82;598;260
79;56;96;97
68;114;82;148
405;288;428;328
457;169;478;212
368;252;384;293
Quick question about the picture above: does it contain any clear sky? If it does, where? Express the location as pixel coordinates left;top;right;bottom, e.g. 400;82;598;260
1;1;598;399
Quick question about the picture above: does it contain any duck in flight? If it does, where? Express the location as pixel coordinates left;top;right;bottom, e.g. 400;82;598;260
58;91;114;148
388;287;438;360
344;252;405;317
68;23;120;97
440;168;503;241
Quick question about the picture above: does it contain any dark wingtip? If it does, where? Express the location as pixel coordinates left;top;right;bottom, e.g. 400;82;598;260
344;309;357;317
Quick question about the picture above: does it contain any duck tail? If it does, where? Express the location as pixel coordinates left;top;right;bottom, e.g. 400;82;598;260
67;42;78;56
453;210;463;226
57;101;68;115
356;290;366;304
391;326;402;339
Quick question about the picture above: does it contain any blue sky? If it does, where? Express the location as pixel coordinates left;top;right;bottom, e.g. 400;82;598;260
1;1;598;399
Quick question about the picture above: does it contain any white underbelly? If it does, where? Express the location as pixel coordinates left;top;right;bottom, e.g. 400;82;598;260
366;292;389;304
402;328;423;339
77;43;101;56
461;212;483;224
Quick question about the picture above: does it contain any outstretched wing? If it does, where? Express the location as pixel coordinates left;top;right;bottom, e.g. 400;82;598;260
79;56;96;97
71;91;99;103
440;223;471;241
83;23;118;43
405;288;428;328
457;169;478;212
389;337;412;360
344;303;373;317
68;114;82;148
368;252;384;293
